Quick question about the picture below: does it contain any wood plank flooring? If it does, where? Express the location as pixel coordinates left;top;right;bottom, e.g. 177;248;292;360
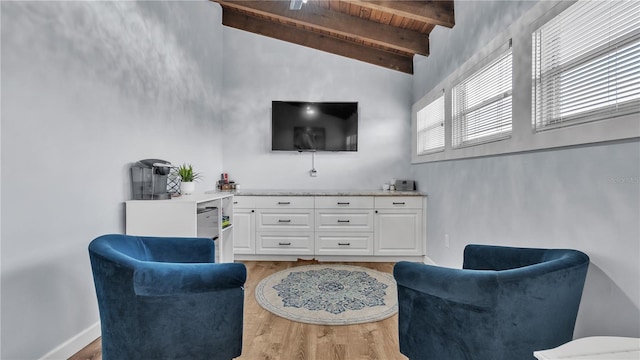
70;261;407;360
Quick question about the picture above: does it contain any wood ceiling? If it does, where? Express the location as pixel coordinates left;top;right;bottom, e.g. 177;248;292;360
212;0;455;74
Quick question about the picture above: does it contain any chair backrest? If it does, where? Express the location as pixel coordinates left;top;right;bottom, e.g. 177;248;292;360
463;244;589;272
89;234;216;264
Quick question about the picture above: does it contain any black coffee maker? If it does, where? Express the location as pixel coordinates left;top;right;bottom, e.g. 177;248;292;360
130;159;173;200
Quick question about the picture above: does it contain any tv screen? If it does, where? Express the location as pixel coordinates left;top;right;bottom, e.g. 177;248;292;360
272;101;358;152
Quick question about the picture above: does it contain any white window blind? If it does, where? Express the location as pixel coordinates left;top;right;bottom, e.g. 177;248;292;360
417;94;445;154
452;46;513;148
532;0;640;131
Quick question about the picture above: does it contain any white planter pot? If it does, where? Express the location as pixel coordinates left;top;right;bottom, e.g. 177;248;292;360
180;181;195;195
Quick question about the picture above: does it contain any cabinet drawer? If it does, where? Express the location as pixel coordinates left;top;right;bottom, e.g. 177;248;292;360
375;196;423;209
233;196;257;209
314;196;373;209
315;210;373;232
254;196;314;209
256;210;314;231
315;232;373;256
257;232;314;255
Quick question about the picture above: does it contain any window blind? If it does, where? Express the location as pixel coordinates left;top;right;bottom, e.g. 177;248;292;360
452;47;513;148
532;0;640;131
416;94;445;154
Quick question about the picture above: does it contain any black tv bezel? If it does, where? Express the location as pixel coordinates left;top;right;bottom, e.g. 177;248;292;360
271;100;359;152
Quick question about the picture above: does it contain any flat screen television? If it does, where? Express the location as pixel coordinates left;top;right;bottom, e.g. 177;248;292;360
271;101;358;152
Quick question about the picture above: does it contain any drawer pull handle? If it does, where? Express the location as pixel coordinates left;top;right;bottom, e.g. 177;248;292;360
337;220;350;223
338;242;351;246
278;242;291;246
337;202;350;205
278;219;291;223
393;202;406;205
277;202;291;205
233;201;238;204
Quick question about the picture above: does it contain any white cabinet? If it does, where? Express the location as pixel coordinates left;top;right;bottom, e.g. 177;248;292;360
125;193;235;263
374;197;424;256
232;196;256;254
232;193;426;261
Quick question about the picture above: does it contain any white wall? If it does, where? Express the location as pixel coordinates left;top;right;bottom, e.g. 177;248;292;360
3;0;636;357
221;28;413;190
0;2;224;358
412;0;640;338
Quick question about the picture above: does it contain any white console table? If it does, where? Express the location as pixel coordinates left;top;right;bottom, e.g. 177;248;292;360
125;193;235;263
534;337;640;359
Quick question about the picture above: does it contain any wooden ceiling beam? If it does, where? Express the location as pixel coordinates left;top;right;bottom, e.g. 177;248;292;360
214;0;429;55
221;7;414;74
344;0;455;28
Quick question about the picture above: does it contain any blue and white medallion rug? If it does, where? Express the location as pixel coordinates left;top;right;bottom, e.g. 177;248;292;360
255;265;398;325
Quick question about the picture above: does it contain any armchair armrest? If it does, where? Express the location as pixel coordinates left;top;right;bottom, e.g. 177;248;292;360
394;261;498;308
134;262;247;296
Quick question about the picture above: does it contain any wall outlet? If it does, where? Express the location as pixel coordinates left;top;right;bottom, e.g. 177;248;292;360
310;169;318;177
444;234;450;248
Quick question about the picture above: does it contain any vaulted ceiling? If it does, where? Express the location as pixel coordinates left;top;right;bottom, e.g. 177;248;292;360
211;0;455;74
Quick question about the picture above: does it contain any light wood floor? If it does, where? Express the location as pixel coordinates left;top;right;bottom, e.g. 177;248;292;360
70;260;407;360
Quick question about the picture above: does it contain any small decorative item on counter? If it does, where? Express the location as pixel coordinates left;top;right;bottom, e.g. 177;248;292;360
177;163;202;195
217;172;238;191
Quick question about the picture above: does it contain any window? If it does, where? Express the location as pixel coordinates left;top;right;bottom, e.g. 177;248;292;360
452;45;513;148
412;0;639;164
532;1;640;131
416;93;445;154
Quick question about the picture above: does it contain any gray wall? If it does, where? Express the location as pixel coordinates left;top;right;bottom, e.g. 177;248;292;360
412;0;640;337
221;27;413;190
0;2;224;358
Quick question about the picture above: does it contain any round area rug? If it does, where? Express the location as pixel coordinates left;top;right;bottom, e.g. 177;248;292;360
255;264;398;325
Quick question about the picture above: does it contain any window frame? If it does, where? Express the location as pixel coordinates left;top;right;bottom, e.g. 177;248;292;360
416;92;445;155
451;43;513;149
532;1;640;132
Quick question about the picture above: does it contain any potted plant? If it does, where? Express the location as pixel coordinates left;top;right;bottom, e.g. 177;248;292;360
176;163;202;195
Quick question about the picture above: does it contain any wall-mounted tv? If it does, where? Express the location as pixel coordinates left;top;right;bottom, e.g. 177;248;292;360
272;101;358;152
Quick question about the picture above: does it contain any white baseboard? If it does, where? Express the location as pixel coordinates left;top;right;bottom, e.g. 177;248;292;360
424;255;437;265
39;321;100;360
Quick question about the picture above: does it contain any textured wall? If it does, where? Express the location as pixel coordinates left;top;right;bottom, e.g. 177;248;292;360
1;2;224;358
220;28;414;190
411;0;640;337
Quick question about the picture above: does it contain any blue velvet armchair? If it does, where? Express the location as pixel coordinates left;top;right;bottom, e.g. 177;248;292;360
394;244;590;360
88;234;247;360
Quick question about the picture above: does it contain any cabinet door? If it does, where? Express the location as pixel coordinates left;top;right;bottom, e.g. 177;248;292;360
233;209;255;254
374;210;423;256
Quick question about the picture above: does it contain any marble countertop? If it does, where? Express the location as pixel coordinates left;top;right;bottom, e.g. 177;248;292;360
208;189;426;196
